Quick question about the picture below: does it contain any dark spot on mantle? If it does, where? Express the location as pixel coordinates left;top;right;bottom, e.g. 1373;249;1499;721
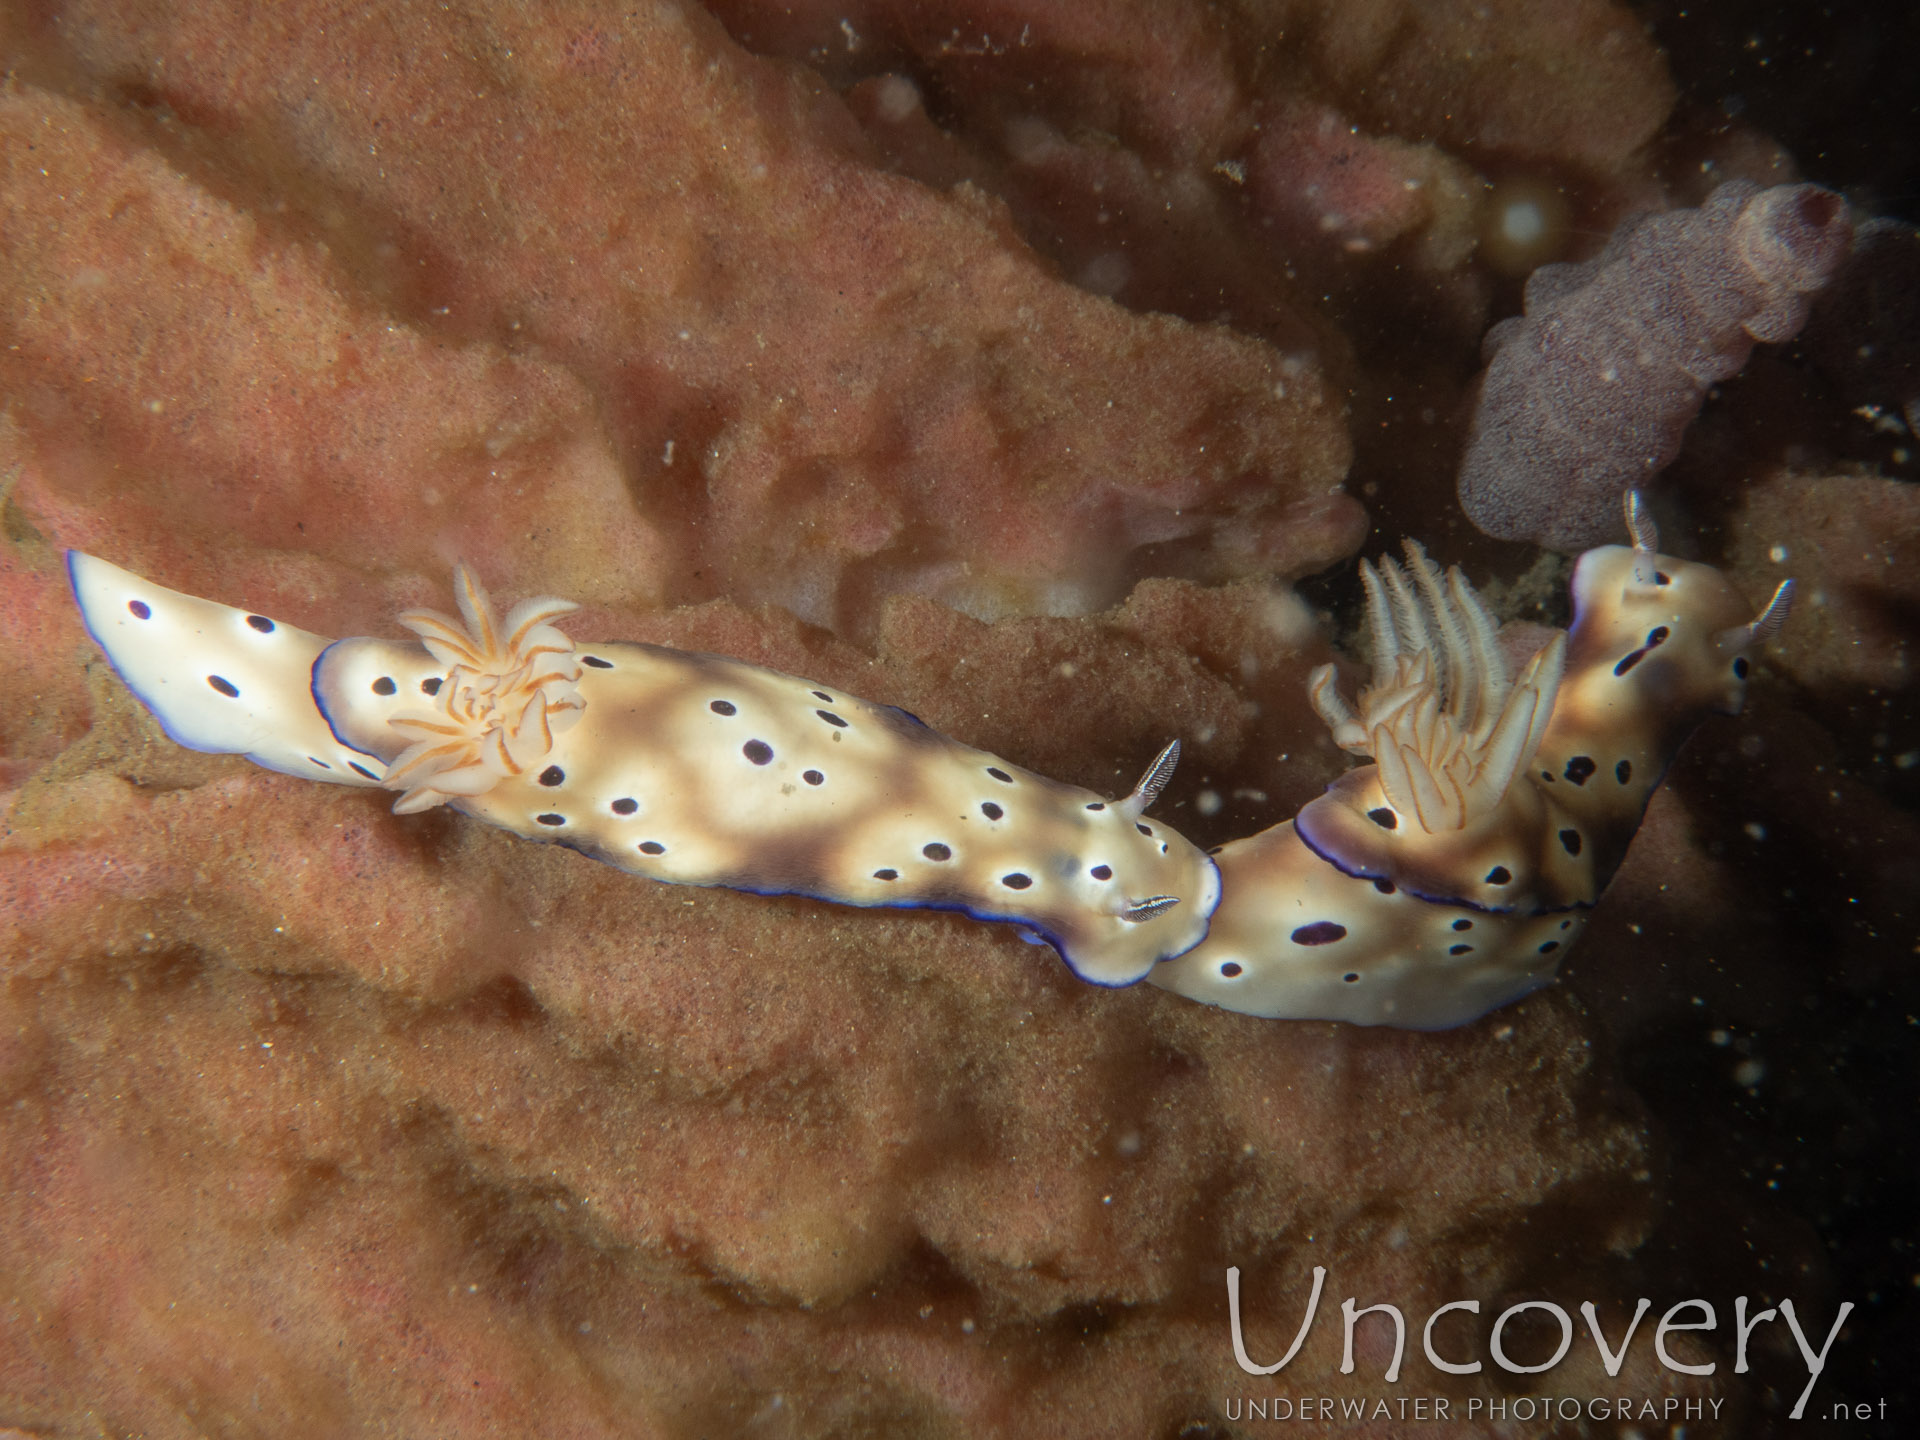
1290;921;1347;946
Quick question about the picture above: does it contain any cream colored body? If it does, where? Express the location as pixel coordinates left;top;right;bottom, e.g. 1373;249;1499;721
1151;505;1784;1027
1149;822;1580;1028
65;552;389;787
312;635;1219;987
67;493;1785;1026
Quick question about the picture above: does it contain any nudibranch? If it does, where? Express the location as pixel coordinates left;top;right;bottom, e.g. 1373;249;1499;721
1147;495;1791;1027
64;491;1788;1027
65;552;1219;988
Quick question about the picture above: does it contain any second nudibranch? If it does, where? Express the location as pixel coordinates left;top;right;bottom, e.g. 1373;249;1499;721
65;552;1218;988
1148;495;1790;1027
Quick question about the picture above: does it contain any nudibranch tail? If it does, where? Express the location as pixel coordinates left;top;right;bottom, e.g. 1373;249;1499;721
64;551;387;786
1147;819;1578;1028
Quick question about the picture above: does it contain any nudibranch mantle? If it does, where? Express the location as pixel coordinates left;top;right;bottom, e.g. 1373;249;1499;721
1147;820;1586;1029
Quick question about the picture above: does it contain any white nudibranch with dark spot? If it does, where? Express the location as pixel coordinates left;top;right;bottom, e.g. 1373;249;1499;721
67;553;1217;988
1149;493;1792;1027
64;492;1789;1026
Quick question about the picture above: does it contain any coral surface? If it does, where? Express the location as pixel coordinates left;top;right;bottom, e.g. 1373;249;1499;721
1;0;1915;1436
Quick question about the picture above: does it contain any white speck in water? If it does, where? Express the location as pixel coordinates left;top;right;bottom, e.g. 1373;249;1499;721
872;74;920;124
1499;198;1546;247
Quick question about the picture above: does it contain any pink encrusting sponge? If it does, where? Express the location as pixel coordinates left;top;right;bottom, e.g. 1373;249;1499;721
1458;181;1853;551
